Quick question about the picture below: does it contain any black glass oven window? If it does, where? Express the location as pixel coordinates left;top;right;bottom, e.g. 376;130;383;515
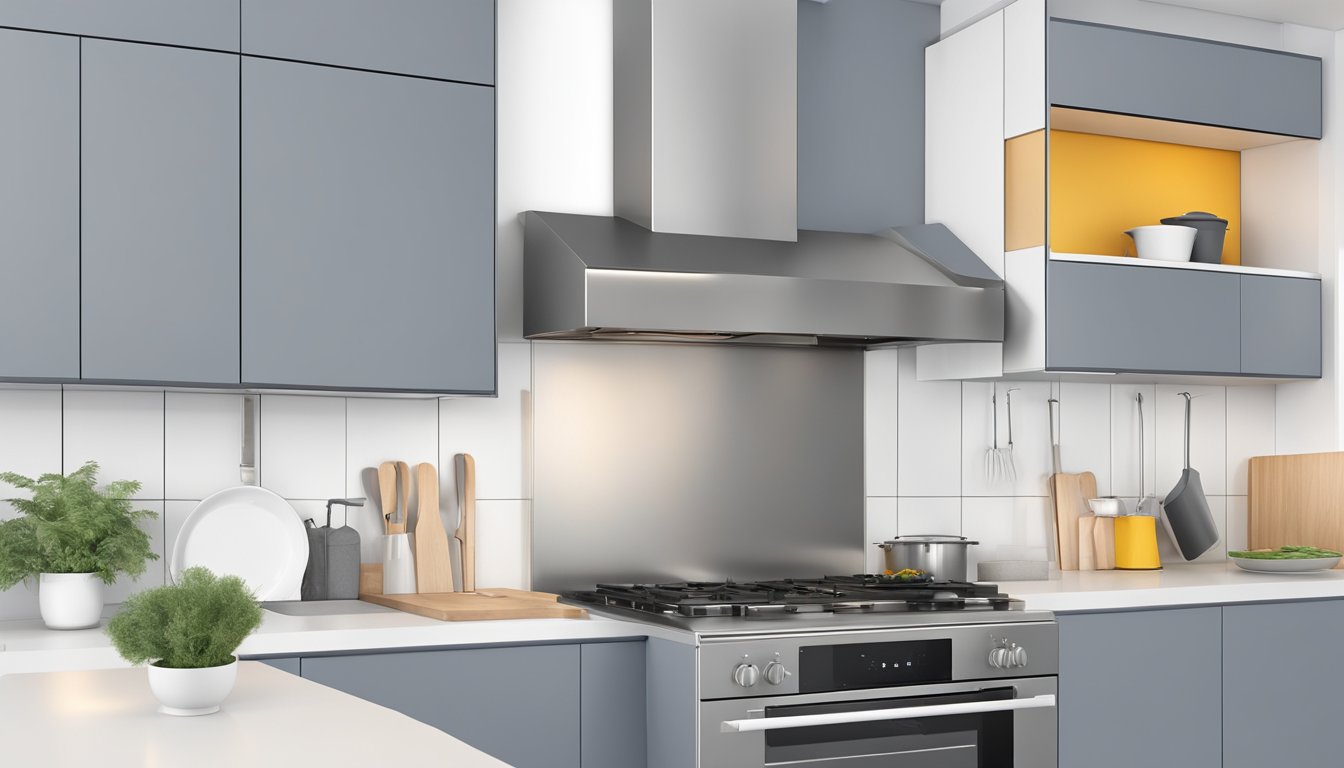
764;688;1015;768
799;639;952;693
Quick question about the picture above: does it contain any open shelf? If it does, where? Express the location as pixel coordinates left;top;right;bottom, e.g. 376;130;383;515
1049;252;1320;280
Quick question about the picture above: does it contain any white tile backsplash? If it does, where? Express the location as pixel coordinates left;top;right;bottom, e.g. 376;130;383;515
1155;385;1226;496
439;342;532;502
961;496;1052;576
962;381;1053;497
0;388;63;499
1226;496;1249;552
864;349;900;497
63;389;165;498
474;499;530;590
164;392;245;500
1110;384;1156;498
865;498;899;572
897;497;962;537
897;348;961;496
258;395;346;500
104;500;166;604
1226;385;1275;496
345;398;438;512
1059;382;1111;495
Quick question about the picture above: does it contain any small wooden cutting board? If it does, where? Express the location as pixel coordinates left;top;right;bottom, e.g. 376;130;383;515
358;564;586;621
1052;472;1098;571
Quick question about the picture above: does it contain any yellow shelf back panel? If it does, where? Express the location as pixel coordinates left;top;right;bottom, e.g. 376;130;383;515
1006;130;1046;252
1049;129;1241;264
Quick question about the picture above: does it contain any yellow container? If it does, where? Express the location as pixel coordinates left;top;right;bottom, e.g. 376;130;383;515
1114;516;1162;570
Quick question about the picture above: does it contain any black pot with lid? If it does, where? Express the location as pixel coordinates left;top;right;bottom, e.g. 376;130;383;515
1159;211;1227;264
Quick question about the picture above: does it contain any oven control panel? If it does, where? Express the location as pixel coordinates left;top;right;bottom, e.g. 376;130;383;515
699;621;1058;700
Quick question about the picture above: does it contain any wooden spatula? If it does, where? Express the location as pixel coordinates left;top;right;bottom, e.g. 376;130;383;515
454;453;477;593
414;462;454;593
378;461;403;535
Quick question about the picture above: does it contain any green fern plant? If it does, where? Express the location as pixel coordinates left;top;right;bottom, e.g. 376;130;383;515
0;461;158;588
107;567;263;669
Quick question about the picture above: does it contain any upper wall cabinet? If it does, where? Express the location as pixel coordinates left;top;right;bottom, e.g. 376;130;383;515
0;0;239;51
241;0;494;84
81;40;241;384
919;0;1323;383
1049;19;1322;139
241;58;495;394
0;29;79;381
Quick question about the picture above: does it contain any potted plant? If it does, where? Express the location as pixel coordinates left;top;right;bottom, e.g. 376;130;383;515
0;461;158;629
106;566;263;716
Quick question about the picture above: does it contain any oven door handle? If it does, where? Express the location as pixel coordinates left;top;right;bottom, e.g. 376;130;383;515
720;694;1056;733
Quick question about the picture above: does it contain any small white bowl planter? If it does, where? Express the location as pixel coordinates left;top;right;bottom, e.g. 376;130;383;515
38;573;104;630
147;657;239;716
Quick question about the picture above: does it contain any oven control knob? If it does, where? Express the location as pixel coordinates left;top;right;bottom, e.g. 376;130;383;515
989;647;1010;669
764;661;791;685
732;662;760;688
1011;645;1028;668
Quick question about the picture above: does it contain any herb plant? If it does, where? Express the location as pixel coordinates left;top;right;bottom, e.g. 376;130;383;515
107;567;263;669
0;461;158;588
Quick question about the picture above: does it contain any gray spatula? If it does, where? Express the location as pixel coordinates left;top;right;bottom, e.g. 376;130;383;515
1161;392;1219;560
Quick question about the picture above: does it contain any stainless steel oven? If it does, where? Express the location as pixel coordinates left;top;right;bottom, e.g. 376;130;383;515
697;621;1058;767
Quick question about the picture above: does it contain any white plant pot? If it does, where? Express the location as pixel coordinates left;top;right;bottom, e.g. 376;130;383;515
147;658;239;716
38;572;104;630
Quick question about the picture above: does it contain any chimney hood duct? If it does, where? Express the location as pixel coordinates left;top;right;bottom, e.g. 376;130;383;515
522;0;1004;348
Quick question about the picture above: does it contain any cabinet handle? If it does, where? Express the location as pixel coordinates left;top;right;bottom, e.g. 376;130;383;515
720;694;1056;733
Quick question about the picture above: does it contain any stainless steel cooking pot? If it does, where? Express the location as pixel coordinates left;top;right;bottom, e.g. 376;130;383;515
875;535;979;581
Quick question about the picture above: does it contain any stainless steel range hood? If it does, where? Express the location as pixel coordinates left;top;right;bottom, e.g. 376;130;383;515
522;0;1004;347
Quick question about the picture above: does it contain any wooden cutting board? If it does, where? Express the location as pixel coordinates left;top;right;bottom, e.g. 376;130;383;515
1052;472;1097;571
358;564;587;621
1077;516;1097;571
1093;517;1116;570
1248;452;1344;567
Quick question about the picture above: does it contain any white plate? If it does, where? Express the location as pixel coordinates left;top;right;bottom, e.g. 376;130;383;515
170;486;309;600
1229;554;1342;573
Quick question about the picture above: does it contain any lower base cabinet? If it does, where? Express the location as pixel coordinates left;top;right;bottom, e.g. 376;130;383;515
1222;600;1344;768
1058;607;1222;768
298;640;646;768
1060;600;1344;767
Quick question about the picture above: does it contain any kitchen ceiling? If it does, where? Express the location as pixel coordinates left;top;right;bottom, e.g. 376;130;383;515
1142;0;1344;30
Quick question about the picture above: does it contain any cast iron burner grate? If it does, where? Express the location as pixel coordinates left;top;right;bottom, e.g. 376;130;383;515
566;576;1017;618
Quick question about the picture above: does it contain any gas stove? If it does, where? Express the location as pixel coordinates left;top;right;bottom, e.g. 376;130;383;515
568;574;1057;766
564;575;1045;635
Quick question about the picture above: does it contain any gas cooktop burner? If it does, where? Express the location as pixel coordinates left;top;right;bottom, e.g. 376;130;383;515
566;576;1019;619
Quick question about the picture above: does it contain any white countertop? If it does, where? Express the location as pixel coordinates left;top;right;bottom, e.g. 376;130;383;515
0;662;510;767
0;601;660;676
999;562;1344;613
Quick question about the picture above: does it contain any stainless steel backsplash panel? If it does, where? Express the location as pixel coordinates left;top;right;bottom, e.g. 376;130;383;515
532;341;863;592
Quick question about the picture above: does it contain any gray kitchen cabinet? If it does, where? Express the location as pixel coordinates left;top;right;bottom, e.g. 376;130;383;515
1049;18;1322;138
81;40;240;385
0;0;239;51
241;57;495;394
241;0;494;84
1223;600;1344;768
302;644;581;768
1058;607;1222;768
581;641;647;768
0;29;79;381
1046;260;1241;375
251;656;301;675
1241;275;1322;377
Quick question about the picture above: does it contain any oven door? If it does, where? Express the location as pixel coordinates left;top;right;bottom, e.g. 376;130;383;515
700;676;1056;768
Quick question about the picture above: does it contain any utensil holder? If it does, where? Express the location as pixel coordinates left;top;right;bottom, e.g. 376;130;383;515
382;533;416;594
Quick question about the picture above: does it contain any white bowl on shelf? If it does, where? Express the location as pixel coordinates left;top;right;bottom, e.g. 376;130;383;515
1125;224;1197;262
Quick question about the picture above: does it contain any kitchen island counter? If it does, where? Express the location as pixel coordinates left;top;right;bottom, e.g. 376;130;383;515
0;604;668;676
0;661;511;766
999;561;1344;612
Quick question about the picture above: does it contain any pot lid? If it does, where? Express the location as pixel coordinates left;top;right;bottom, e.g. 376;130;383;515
1161;211;1227;225
880;534;980;545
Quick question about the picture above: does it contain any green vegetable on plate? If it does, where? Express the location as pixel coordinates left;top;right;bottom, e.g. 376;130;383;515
1228;545;1342;560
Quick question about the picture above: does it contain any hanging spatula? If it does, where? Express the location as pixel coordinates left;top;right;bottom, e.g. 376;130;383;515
413;462;454;593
